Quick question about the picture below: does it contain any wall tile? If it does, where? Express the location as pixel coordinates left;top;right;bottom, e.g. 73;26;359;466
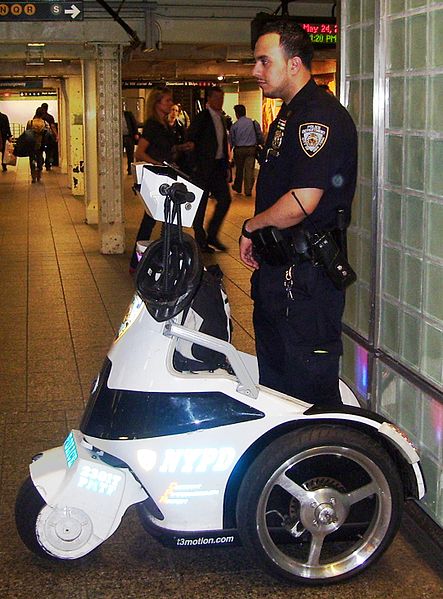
406;135;425;191
343;282;358;329
357;284;371;336
407;77;426;130
402;253;422;310
383;189;402;242
424;261;443;321
363;25;375;74
421;396;443;459
361;78;374;128
360;183;373;232
347;79;361;125
380;299;400;354
429;139;443;195
408;14;427;70
360;131;373;180
348;0;362;25
431;9;443;67
388;77;404;129
386;135;403;186
388;0;406;15
362;0;376;22
376;361;398;419
420;452;439;515
427;202;443;260
358;234;372;283
422;321;443;384
348;28;361;75
397;378;421;438
387;18;406;71
382;246;401;299
401;310;422;369
430;75;443;131
403;194;424;250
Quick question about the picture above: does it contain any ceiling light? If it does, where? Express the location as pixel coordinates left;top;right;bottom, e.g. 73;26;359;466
27;43;45;47
26;47;44;66
49;59;63;63
217;75;224;81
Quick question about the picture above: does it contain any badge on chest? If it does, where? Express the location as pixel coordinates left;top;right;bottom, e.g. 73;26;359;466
299;123;329;157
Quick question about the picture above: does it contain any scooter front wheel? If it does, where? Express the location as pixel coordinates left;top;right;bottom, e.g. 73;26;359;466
15;477;95;560
236;425;403;585
15;477;57;559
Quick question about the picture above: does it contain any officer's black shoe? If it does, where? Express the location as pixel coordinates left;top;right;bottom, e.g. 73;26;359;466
2;164;7;172
207;237;227;252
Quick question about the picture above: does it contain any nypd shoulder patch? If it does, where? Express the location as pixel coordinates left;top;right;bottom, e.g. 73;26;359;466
299;123;329;157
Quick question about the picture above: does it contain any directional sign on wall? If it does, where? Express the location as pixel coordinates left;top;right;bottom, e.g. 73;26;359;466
0;2;83;21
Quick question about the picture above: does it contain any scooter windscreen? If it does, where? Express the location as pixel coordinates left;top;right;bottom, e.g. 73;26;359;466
135;232;203;322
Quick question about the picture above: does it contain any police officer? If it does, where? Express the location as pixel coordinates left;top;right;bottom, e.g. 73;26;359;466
239;20;357;407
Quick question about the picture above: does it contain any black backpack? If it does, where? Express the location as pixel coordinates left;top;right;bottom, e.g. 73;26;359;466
13;130;36;157
173;265;232;372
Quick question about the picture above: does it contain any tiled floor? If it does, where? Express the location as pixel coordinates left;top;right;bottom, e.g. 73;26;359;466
0;161;442;598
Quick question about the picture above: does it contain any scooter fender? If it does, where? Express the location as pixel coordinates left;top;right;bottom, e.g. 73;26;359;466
30;430;147;546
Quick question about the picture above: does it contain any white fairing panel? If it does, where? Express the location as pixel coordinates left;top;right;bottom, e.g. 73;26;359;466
30;430;147;556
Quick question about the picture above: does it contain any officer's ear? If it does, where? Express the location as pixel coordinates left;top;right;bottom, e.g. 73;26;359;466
288;56;303;74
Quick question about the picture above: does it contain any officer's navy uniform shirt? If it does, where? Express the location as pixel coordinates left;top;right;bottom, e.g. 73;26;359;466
256;78;357;234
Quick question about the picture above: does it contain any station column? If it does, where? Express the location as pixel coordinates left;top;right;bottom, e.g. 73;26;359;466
83;59;99;225
96;43;125;254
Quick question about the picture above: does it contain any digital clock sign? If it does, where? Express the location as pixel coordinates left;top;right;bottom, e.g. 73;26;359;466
251;13;338;49
299;20;338;46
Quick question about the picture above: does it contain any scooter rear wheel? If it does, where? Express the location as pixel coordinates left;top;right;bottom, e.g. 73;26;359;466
236;425;403;585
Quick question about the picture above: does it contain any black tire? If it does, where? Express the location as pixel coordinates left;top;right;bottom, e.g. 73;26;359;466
236;425;403;585
15;477;57;560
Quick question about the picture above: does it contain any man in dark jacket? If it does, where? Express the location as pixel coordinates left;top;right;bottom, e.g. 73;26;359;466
123;109;139;175
0;110;12;172
187;87;232;253
40;103;58;170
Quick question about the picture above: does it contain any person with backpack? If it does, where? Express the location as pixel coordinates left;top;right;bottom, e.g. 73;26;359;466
26;108;47;183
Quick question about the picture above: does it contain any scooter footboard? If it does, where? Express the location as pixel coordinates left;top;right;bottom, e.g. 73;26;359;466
30;430;147;557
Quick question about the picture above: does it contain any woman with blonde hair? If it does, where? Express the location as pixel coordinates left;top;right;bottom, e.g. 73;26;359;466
130;88;191;272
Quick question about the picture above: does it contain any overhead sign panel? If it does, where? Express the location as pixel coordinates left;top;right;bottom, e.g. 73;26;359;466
251;14;338;49
0;2;83;21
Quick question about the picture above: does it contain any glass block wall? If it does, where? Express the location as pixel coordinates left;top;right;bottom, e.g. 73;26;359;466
341;0;443;527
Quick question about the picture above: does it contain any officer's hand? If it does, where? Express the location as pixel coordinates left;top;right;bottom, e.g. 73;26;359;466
239;236;259;269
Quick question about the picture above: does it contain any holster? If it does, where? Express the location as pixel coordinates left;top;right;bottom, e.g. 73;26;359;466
250;224;310;267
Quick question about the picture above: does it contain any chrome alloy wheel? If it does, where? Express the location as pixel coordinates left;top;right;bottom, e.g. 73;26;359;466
256;445;393;580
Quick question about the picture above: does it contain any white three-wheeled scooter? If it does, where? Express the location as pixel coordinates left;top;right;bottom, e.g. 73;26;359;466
16;164;425;585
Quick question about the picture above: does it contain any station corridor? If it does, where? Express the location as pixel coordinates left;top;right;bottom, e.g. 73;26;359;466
0;161;442;598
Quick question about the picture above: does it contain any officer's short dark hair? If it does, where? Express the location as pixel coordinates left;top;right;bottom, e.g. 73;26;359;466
207;86;224;97
41;102;48;110
258;20;314;70
234;104;246;118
